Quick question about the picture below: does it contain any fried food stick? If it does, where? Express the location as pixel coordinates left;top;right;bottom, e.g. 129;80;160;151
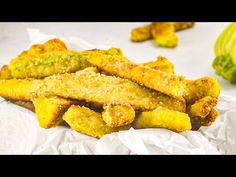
41;67;186;111
32;96;77;128
9;51;91;79
189;96;218;118
135;107;191;132
143;56;175;74
174;22;194;31
143;58;220;103
63;105;129;138
131;24;152;42
184;77;220;103
0;79;43;100
151;22;178;48
88;54;185;100
0;65;12;79
9;47;124;79
102;103;135;128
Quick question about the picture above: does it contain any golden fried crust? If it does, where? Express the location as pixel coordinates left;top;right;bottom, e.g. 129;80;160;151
102;103;135;128
190;96;218;118
151;22;178;48
143;56;175;74
201;109;219;126
63;105;129;138
135;107;191;132
33;96;76;129
174;22;194;31
0;65;12;79
184;77;221;103
88;54;185;100
41;67;186;111
131;24;152;42
0;79;43;101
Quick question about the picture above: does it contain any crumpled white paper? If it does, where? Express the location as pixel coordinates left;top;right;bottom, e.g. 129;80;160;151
0;29;236;154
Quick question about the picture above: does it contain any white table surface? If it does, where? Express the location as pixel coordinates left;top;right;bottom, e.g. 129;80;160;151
0;22;234;97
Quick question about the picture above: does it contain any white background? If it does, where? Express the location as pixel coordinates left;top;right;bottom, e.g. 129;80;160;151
0;22;234;97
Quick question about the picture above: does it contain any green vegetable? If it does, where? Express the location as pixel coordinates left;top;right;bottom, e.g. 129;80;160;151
212;55;236;83
213;23;236;83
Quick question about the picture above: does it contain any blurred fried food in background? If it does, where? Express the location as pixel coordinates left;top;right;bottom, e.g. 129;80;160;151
131;22;194;48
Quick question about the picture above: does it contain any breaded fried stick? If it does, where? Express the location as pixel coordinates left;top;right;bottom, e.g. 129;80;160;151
88;55;221;102
135;107;191;132
33;96;77;128
88;54;185;100
102;103;135;128
63;105;129;138
41;67;186;111
9;51;91;79
184;77;220;103
9;48;124;79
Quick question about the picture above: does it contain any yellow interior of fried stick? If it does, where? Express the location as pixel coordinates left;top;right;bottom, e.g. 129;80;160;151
63;105;130;139
102;103;135;128
32;96;78;129
131;22;194;47
135;107;191;132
